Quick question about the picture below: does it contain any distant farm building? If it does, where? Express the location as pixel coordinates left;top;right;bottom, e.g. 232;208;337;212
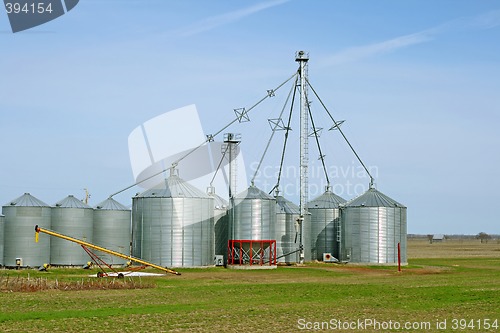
432;234;446;242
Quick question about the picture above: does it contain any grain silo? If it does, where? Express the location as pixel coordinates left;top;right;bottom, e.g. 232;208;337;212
308;189;347;261
227;186;277;266
229;185;276;241
2;193;51;267
340;187;407;265
132;173;214;267
51;195;94;266
93;198;131;265
275;195;300;263
0;214;5;266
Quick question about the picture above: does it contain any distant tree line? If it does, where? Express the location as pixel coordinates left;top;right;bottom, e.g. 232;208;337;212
408;233;498;244
477;232;492;243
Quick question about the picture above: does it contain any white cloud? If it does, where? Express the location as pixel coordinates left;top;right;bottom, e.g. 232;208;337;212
468;9;500;30
320;9;500;67
176;0;290;37
320;31;434;67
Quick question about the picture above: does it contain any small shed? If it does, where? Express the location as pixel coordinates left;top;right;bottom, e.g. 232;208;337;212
432;234;445;242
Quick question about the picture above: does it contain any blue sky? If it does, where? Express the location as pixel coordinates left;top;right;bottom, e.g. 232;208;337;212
1;0;499;234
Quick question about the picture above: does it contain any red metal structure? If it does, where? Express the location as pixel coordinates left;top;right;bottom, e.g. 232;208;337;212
227;240;277;266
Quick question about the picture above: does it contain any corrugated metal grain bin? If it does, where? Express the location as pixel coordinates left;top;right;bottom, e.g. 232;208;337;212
2;193;51;267
229;186;276;241
340;187;407;265
308;189;347;261
275;195;300;263
132;174;214;267
0;214;4;266
51;195;94;266
93;198;131;265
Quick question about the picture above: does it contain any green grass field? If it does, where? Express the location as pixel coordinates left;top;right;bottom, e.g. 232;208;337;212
1;240;499;332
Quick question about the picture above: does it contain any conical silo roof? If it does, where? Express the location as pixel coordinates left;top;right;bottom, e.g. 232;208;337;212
235;185;274;200
54;195;92;208
344;187;405;208
95;197;129;210
5;193;50;207
308;190;346;209
137;175;210;198
275;195;300;214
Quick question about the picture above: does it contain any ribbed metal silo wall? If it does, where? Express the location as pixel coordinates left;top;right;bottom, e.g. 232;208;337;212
370;207;384;264
178;197;213;267
352;207;378;263
2;206;51;267
51;207;94;265
377;207;407;264
131;197;143;259
138;197;214;267
302;214;312;261
399;208;408;264
275;211;299;263
309;207;340;261
0;215;5;266
200;198;214;265
383;207;393;263
341;209;350;264
365;207;378;263
138;197;164;266
230;197;276;241
93;209;131;265
168;199;181;266
391;207;404;263
341;206;406;265
179;197;207;266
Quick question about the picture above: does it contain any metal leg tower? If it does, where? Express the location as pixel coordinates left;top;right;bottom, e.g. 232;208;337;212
296;50;309;263
224;133;241;245
223;133;241;201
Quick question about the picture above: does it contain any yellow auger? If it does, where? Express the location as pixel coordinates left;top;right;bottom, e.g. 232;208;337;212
35;225;180;275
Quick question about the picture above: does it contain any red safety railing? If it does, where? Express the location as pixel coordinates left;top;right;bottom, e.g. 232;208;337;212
227;240;277;266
